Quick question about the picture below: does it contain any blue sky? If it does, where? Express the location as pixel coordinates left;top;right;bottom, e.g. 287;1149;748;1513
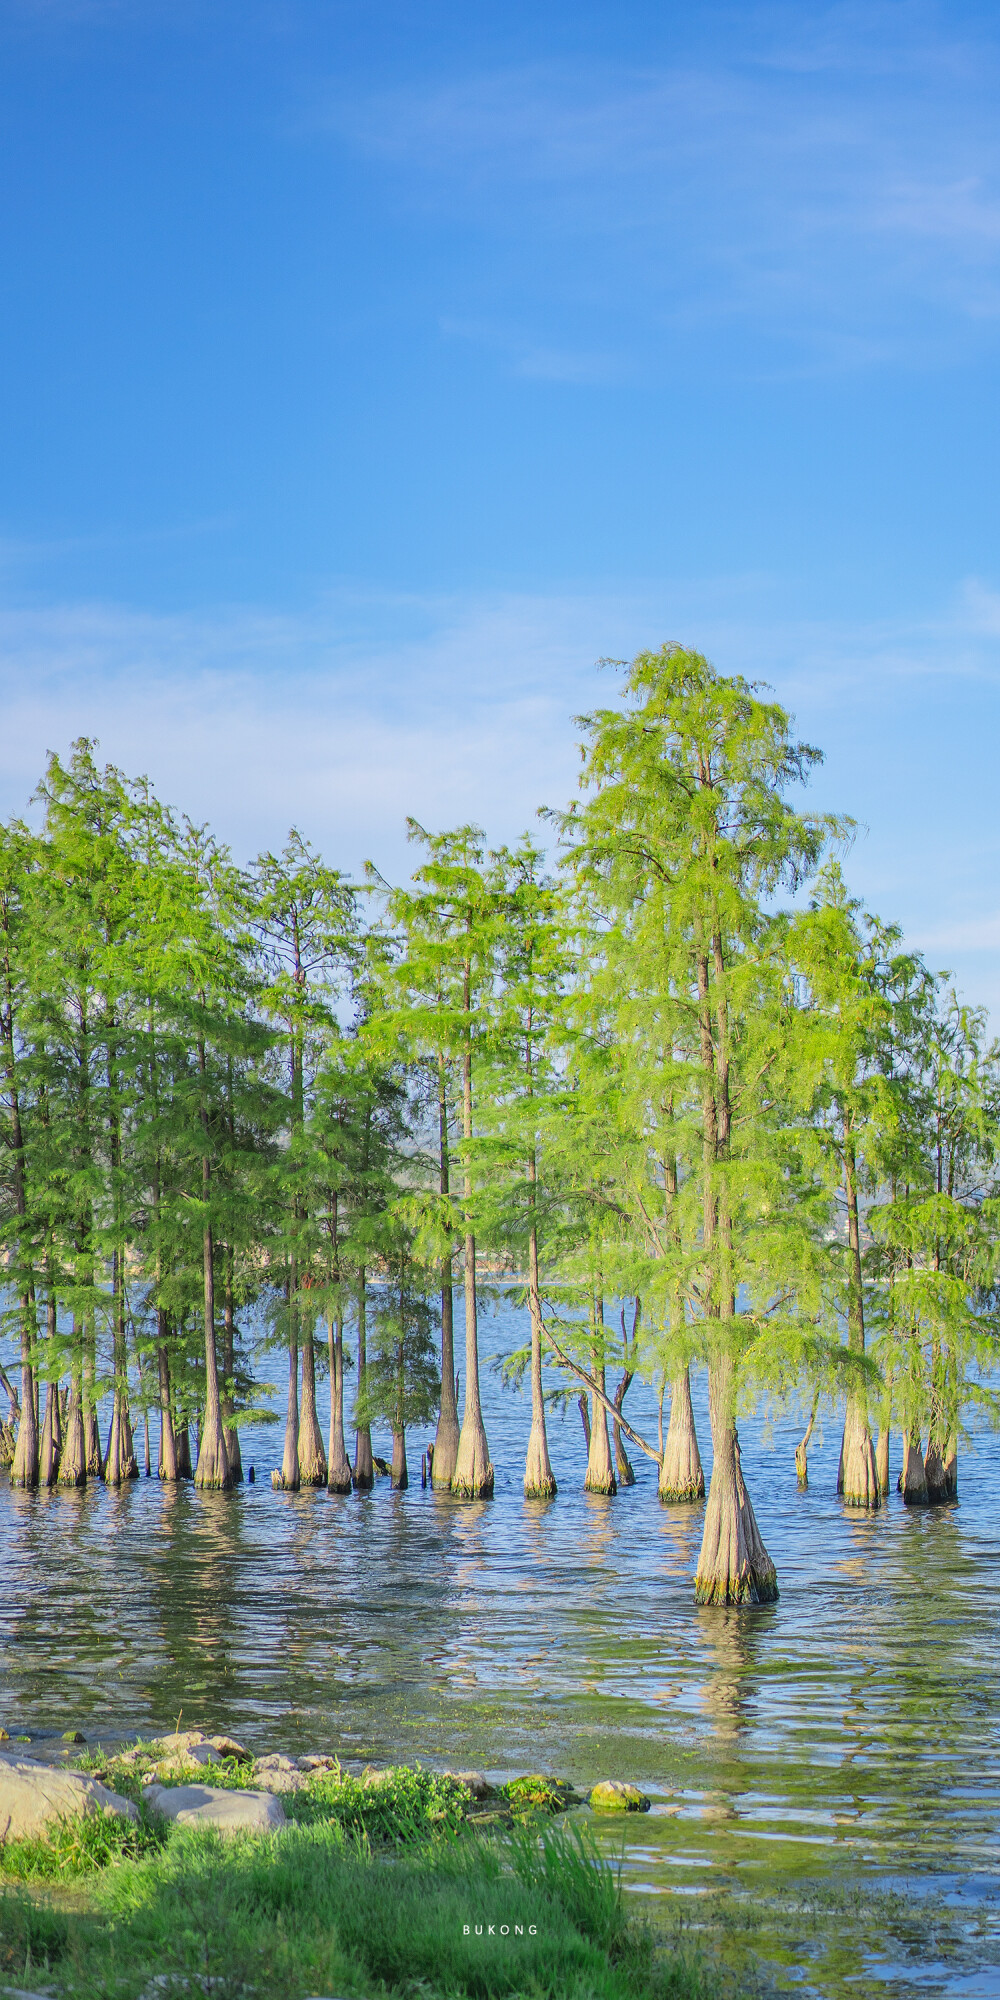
2;1;999;1003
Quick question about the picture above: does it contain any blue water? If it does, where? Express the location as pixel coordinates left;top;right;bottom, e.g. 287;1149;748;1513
2;1298;998;1997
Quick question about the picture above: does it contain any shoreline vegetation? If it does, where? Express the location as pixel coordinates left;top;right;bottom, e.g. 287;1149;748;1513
0;1730;729;2000
1;642;998;1609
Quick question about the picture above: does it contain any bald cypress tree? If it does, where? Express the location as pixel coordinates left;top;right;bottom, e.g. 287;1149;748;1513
559;646;835;1604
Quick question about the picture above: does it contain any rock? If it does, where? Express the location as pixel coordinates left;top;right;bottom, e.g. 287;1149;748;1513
298;1754;338;1772
588;1780;650;1813
61;1729;87;1744
0;1728;8;1740
443;1770;495;1801
145;1782;287;1834
209;1734;251;1762
372;1456;390;1476
148;1744;221;1780
0;1754;138;1839
253;1753;310;1795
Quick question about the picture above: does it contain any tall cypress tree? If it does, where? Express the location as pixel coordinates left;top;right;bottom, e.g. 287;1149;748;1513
560;646;834;1604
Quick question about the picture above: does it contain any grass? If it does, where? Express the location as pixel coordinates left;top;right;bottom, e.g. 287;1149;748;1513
0;1798;166;1880
0;1802;735;2000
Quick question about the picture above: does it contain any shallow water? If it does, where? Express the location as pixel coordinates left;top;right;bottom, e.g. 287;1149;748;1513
2;1300;999;1998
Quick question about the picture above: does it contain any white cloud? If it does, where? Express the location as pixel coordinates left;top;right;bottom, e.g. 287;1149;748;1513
307;15;1000;370
3;570;997;1007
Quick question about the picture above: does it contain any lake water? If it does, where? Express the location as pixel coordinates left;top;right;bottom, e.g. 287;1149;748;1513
2;1300;999;1999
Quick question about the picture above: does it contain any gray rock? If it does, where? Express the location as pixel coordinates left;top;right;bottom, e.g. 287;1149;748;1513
145;1783;287;1834
209;1734;251;1762
0;1754;138;1839
298;1754;338;1772
253;1754;310;1795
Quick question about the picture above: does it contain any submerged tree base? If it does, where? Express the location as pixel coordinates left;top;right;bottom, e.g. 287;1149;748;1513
194;1418;234;1491
899;1432;929;1505
431;1409;460;1490
694;1566;779;1606
660;1370;705;1504
839;1403;880;1510
524;1421;557;1500
694;1417;778;1607
452;1414;494;1499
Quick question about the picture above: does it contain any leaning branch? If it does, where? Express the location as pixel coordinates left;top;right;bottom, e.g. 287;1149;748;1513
0;1357;21;1421
540;1319;663;1466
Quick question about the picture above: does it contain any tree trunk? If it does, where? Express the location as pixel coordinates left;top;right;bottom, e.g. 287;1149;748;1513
659;1366;705;1502
391;1428;408;1490
432;1055;460;1487
39;1379;61;1489
840;1394;879;1508
838;1127;879;1509
175;1419;193;1480
278;1332;300;1491
298;1333;327;1485
84;1323;102;1477
157;1338;178;1481
353;1270;374;1490
899;1430;929;1505
220;1253;243;1482
452;1020;493;1499
694;1354;778;1605
326;1314;352;1493
942;1435;958;1500
58;1336;86;1489
524;1218;556;1499
876;1424;890;1498
10;1295;38;1490
794;1392;818;1488
578;1393;591;1450
194;1216;232;1490
612;1381;635;1485
584;1356;617;1496
924;1418;952;1503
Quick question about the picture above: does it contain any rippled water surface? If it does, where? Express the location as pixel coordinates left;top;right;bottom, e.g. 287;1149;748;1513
2;1302;999;1998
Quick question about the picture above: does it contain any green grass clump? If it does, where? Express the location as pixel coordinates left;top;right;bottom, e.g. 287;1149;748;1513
0;1802;166;1881
0;1884;73;1980
58;1818;726;2000
287;1761;471;1844
501;1773;573;1819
